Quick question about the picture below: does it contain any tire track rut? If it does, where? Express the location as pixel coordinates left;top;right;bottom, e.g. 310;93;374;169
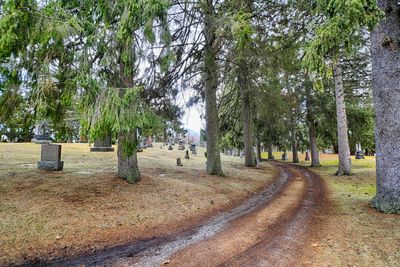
22;162;325;267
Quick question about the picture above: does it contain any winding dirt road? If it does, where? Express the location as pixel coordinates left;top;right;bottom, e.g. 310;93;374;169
27;162;326;267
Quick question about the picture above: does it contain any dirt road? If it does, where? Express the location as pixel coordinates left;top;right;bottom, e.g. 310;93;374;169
26;162;326;267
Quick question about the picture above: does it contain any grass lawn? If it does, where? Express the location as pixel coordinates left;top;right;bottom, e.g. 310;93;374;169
262;151;400;266
0;143;275;266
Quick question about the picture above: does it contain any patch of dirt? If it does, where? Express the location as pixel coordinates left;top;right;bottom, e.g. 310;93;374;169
36;162;325;267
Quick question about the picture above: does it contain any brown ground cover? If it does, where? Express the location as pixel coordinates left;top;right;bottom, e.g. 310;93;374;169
0;143;274;266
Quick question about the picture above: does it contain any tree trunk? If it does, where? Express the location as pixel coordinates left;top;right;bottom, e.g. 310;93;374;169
370;0;400;214
291;128;299;163
309;126;320;167
305;84;320;167
117;57;140;182
333;62;351;175
163;126;168;144
203;0;224;176
241;83;256;167
238;0;255;167
267;142;274;160
255;130;262;163
118;130;140;183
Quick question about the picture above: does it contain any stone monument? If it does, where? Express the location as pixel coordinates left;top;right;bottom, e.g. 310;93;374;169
90;135;114;152
355;143;365;159
178;140;185;150
32;121;52;144
177;157;183;166
190;144;197;155
355;150;365;159
185;150;190;159
37;144;64;171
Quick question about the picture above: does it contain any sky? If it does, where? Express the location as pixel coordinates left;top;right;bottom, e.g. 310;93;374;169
182;104;204;134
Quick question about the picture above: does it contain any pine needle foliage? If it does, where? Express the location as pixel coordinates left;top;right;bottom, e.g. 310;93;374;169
303;0;383;74
88;86;162;157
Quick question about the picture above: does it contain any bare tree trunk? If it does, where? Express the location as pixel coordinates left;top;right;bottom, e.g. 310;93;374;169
254;129;262;162
241;82;256;167
333;62;351;175
203;0;224;176
291;128;299;163
370;0;400;214
305;84;320;167
163;126;168;144
267;142;274;160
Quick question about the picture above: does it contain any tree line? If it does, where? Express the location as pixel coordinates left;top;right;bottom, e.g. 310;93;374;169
0;0;398;213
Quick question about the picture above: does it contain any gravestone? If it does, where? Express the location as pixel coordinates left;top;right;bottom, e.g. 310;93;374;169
178;140;185;150
37;144;64;171
141;138;148;149
233;148;239;157
190;144;197;155
355;150;365;159
240;150;244;158
282;152;288;161
185;150;190;159
32;121;52;144
168;145;173;150
177;157;183;166
90;135;114;152
305;151;310;161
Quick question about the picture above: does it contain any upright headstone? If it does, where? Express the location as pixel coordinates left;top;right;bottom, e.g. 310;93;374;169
168;145;173;150
282;152;288;161
185;150;190;159
190;144;197;155
178;140;185;150
37;144;64;171
177;157;183;166
90;135;114;152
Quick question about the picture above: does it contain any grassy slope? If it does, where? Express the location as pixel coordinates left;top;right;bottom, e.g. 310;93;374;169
262;151;400;266
0;143;274;266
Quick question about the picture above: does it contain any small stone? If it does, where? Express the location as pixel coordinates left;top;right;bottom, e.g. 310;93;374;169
56;235;63;240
